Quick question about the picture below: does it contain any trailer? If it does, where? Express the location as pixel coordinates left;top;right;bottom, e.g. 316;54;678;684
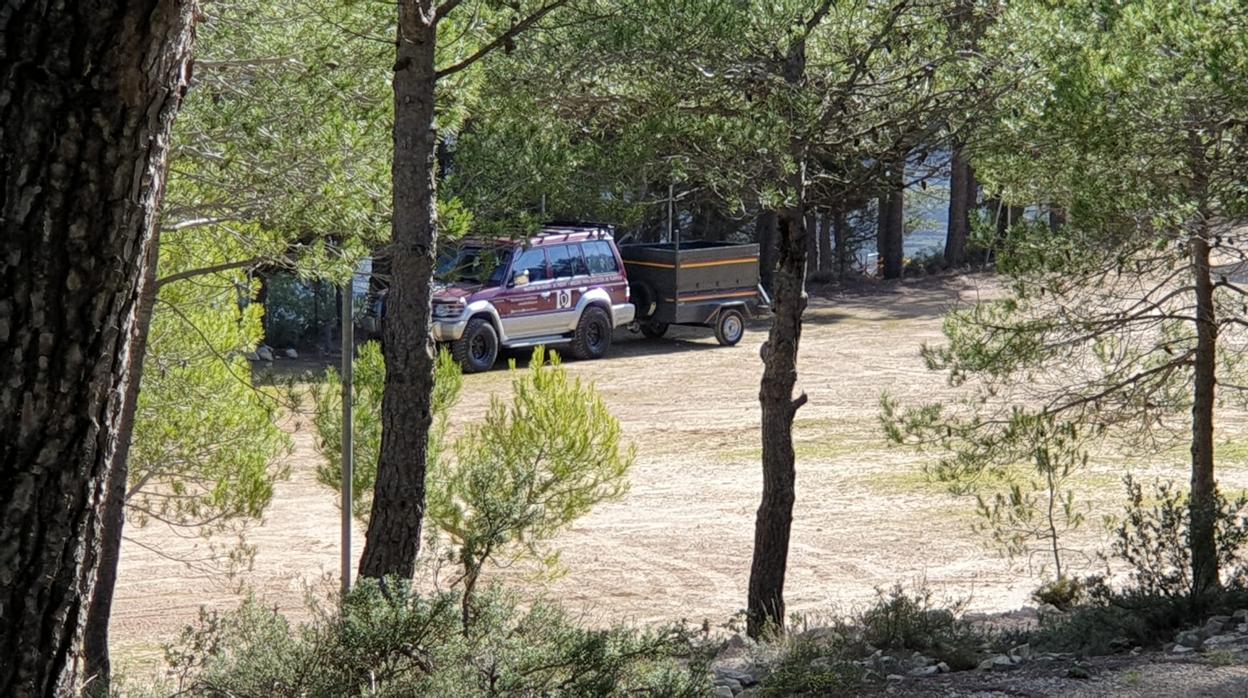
619;240;770;345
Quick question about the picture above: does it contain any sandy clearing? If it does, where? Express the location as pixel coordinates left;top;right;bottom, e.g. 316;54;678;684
109;273;1248;672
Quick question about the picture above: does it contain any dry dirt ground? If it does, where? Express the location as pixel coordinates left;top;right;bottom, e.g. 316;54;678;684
110;274;1248;685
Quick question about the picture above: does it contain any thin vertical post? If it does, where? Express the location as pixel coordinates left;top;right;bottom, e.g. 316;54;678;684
669;184;680;292
340;278;353;597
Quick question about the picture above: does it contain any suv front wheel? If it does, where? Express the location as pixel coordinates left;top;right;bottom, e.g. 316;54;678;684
452;318;499;373
570;306;612;360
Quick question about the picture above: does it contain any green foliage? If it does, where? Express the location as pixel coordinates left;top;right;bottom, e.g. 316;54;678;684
856;585;982;671
453;0;987;236
884;0;1248;594
1111;476;1248;600
1032;576;1093;612
164;579;709;696
755;637;866;696
429;348;634;612
971;426;1089;580
755;584;987;693
1031;476;1248;655
312;346;633;619
129;263;290;568
312;344;463;522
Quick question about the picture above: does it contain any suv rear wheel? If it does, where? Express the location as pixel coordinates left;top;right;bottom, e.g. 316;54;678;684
714;308;746;346
570;306;612;360
452;318;499;373
640;320;668;338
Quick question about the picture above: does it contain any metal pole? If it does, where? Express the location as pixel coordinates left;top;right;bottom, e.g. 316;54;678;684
666;183;674;244
340;279;353;597
670;184;680;287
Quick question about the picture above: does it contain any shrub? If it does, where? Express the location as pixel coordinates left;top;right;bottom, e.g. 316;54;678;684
430;348;634;626
856;585;982;670
1032;576;1095;611
164;578;709;697
312;343;462;522
1032;477;1248;655
1111;476;1248;601
756;637;866;696
314;347;633;628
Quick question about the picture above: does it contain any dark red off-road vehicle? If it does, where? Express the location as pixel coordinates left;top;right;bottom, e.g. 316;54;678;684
369;224;769;372
429;226;635;372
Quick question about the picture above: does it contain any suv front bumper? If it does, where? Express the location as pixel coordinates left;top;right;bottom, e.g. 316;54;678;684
431;317;469;342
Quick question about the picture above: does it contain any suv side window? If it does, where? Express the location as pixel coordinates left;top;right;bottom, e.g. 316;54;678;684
512;247;549;282
549;244;588;278
584;241;619;274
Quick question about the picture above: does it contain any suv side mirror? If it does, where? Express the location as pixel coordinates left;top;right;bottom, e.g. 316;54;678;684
512;270;530;287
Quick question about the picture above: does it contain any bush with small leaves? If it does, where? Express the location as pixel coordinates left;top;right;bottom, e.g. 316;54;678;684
164;578;709;697
857;585;983;670
1111;476;1248;601
429;347;634;626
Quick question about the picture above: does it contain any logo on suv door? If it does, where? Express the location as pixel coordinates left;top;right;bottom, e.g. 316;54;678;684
556;288;572;309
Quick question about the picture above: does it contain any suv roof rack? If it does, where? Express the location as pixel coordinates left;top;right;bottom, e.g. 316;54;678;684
542;220;615;232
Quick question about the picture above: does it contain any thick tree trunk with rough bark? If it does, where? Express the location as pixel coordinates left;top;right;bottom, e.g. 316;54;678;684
1189;232;1219;599
0;3;195;693
359;0;439;580
945;147;971;267
878;166;905;279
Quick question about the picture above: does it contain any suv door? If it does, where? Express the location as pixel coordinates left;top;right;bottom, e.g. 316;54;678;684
495;246;555;339
583;239;628;308
546;244;591;329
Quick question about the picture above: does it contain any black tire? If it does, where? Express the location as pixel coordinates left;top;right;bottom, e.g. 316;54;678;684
640;320;668;339
570;305;613;360
714;308;746;346
630;282;657;320
451;318;499;373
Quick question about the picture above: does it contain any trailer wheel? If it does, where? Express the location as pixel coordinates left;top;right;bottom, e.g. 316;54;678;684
452;318;499;373
714;308;746;346
570;306;613;360
640;320;668;339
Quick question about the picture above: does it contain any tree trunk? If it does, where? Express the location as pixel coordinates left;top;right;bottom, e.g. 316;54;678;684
359;0;439;580
0;3;195;693
81;231;162;690
748;198;808;638
817;209;833;274
878;166;905;279
805;211;819;274
757;211;779;293
945;147;971;267
1189;232;1219;599
693;201;728;242
1048;206;1066;232
748;27;816;636
833;210;849;280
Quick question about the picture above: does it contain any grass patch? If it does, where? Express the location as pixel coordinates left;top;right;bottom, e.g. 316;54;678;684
1208;649;1239;667
1219;440;1248;467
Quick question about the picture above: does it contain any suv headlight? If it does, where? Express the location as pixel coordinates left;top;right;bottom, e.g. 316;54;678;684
433;302;463;319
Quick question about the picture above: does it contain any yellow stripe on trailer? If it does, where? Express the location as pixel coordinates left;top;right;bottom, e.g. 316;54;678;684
625;257;757;270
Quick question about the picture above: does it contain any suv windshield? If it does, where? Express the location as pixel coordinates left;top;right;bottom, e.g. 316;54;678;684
436;245;512;286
